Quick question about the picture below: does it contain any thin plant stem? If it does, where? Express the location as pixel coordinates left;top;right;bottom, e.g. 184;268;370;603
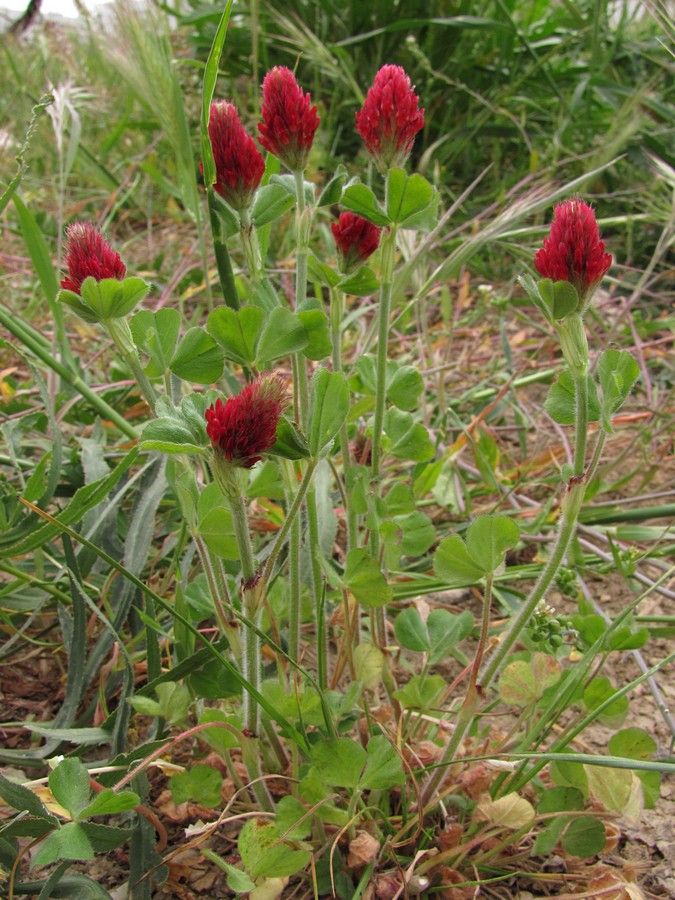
369;173;397;650
482;481;586;684
106;318;159;410
193;534;240;659
262;458;318;586
284;460;302;664
240;207;264;290
305;479;327;688
370;236;396;488
585;430;607;483
228;488;256;585
469;574;494;693
331;286;358;550
286;357;304;670
418;576;493;812
572;370;588;477
293;167;326;684
288;511;302;664
223;486;260;738
222;485;272;811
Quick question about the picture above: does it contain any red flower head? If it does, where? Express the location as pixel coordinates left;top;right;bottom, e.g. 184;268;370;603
356;65;425;173
331;212;381;274
258;66;320;172
534;200;612;303
60;222;126;295
205;374;288;469
207;100;265;211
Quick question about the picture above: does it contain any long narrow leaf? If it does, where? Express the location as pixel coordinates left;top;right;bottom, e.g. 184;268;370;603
18;498;309;752
2;448;139;556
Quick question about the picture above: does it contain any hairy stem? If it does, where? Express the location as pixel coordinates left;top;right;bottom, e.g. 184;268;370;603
262;458;318;587
331;286;358;550
293;168;326;681
106;317;159;411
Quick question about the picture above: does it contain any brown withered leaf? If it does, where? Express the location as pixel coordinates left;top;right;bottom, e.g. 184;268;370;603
155;789;218;824
347;831;380;869
371;705;394;726
438;823;463;851
363;873;402;900
436;866;474;900
416;740;444;766
460;764;492;800
588;871;646;900
604;821;621;853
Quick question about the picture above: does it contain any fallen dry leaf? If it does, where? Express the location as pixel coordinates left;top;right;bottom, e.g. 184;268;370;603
416;740;444;766
460;764;492;800
363;873;402;900
348;831;380;868
474;791;535;829
438;822;463;851
436;866;474;899
588;871;646;899
249;877;288;900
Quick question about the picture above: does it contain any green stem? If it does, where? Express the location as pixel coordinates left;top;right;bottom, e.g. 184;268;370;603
306;480;326;688
292;168;326;680
193;534;240;659
479;326;590;688
293;169;310;308
228;489;256;585
223;485;260;738
368;182;396;651
469;573;494;693
585;430;607;484
106;318;159;411
239;208;264;290
418;575;493;810
331;286;357;550
572;370;588;477
283;460;302;665
370;230;396;487
262;458;318;587
480;484;586;689
0;303;137;439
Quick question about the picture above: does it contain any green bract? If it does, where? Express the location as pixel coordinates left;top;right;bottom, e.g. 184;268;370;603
519;274;580;324
58;276;150;324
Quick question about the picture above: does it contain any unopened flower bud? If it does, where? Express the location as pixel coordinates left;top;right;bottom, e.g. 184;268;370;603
356;65;425;173
331;212;381;274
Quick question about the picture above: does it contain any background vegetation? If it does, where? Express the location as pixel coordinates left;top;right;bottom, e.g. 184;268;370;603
0;0;673;897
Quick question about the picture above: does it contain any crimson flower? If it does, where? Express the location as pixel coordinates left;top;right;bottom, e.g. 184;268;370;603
206;100;265;211
331;212;381;273
356;65;425;173
205;374;288;469
60;222;126;294
534;200;612;302
258;67;319;171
